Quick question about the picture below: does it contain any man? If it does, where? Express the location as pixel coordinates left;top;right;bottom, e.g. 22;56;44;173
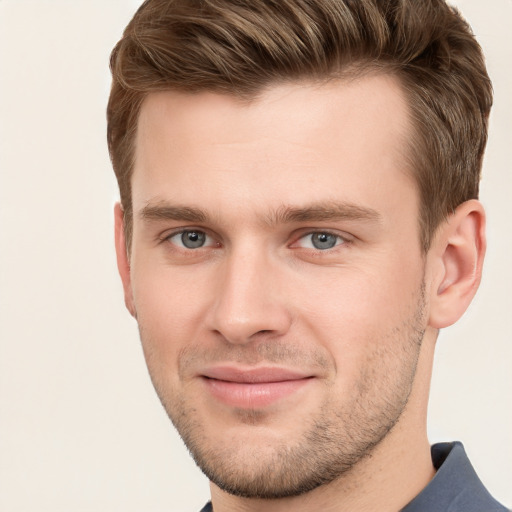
107;0;508;510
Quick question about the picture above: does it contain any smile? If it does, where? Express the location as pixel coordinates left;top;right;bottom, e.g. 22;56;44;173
200;366;314;408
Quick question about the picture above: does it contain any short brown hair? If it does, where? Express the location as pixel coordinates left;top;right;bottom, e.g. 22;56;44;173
107;0;492;252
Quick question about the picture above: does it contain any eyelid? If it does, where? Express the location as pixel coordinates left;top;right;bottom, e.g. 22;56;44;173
156;226;351;251
290;229;351;250
158;227;218;248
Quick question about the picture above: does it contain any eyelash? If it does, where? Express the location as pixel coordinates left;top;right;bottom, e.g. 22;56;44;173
159;229;216;249
292;230;348;251
158;228;350;253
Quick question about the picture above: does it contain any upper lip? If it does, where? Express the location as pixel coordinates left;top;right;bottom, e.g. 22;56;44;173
201;366;313;383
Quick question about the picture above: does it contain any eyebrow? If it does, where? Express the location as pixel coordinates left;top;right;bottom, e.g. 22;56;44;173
266;202;381;226
139;203;207;223
138;200;381;226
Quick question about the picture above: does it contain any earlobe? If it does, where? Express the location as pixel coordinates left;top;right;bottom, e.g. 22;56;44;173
428;200;486;329
114;203;136;318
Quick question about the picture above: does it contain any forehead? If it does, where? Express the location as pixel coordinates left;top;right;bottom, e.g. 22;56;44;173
132;74;415;223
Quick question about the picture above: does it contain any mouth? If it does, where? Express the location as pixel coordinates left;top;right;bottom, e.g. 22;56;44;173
200;366;315;408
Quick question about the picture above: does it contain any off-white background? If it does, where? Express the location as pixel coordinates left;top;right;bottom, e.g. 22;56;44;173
0;1;510;511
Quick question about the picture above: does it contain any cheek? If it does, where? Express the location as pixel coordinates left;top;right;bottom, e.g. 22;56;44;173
298;267;415;324
295;262;424;363
131;264;210;361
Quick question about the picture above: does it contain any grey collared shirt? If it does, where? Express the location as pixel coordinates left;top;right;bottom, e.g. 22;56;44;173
402;442;508;511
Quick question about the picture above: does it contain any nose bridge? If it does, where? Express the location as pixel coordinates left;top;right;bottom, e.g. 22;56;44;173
209;241;291;344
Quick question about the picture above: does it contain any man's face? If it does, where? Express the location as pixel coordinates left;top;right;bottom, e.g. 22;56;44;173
121;75;432;498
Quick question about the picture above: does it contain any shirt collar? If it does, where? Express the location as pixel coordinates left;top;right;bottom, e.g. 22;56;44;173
401;442;503;511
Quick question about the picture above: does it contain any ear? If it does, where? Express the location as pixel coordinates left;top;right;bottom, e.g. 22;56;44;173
114;203;136;317
428;199;486;329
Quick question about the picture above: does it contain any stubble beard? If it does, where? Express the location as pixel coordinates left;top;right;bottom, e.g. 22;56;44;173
142;286;427;500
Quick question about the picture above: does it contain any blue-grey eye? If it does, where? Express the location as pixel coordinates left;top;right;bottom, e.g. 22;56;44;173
181;230;206;249
310;232;338;250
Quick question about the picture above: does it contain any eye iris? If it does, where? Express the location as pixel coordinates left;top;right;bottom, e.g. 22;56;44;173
181;231;205;248
311;232;337;250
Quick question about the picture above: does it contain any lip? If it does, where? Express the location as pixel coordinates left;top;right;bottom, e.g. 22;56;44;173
200;366;314;408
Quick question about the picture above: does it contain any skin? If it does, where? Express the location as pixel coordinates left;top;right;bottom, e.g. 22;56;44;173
115;74;486;512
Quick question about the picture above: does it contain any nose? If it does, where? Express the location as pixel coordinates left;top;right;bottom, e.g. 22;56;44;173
207;248;293;345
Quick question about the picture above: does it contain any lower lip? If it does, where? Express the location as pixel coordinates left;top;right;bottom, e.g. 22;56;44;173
202;377;312;408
